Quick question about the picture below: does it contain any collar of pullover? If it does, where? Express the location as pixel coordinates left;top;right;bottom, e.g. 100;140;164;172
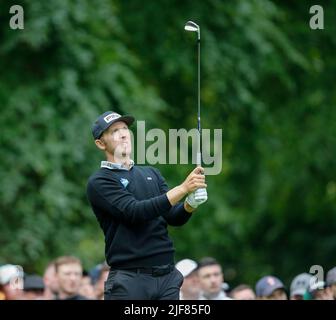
101;160;134;171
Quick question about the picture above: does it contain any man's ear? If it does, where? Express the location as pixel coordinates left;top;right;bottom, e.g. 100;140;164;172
95;139;106;151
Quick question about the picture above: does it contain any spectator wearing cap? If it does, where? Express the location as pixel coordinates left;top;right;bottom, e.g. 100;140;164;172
326;267;336;300
255;275;287;300
197;257;231;300
43;260;59;300
89;263;104;286
175;259;201;300
94;263;110;300
289;273;312;300
0;264;24;300
308;277;333;300
22;275;45;300
78;270;96;300
229;284;256;300
54;256;87;300
86;261;109;299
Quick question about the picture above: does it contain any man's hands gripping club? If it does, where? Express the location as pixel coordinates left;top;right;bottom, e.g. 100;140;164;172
166;167;208;212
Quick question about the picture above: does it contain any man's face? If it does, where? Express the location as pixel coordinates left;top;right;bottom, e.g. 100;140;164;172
263;288;287;300
44;264;59;294
330;284;336;299
78;276;96;299
23;290;44;300
232;288;256;300
2;282;23;300
291;294;304;300
57;263;82;296
198;265;223;295
98;121;132;159
95;269;109;300
181;272;201;297
312;287;334;300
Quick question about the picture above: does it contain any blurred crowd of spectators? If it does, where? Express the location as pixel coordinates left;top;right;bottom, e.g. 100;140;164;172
1;256;335;300
175;257;336;300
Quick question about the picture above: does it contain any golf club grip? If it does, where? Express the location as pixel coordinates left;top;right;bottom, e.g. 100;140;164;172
196;151;202;167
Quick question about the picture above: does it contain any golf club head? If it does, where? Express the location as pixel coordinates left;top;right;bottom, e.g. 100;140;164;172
184;21;199;31
184;21;200;39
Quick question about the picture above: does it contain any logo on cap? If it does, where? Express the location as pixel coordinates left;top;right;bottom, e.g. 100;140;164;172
104;113;121;123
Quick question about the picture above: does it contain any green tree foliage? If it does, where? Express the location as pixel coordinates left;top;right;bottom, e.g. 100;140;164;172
0;0;166;272
1;0;335;287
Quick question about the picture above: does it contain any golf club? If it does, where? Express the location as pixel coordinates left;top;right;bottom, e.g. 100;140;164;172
184;21;202;167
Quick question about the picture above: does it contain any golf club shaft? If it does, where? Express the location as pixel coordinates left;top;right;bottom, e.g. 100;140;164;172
197;36;202;167
184;21;202;168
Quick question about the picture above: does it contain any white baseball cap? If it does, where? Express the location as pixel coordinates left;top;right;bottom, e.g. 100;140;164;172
290;273;312;297
0;264;23;285
175;259;198;278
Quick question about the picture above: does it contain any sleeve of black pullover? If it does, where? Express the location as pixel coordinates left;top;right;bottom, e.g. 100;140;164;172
151;168;192;226
87;175;172;225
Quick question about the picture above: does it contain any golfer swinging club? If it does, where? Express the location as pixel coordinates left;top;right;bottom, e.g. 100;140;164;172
87;111;207;300
87;20;207;300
